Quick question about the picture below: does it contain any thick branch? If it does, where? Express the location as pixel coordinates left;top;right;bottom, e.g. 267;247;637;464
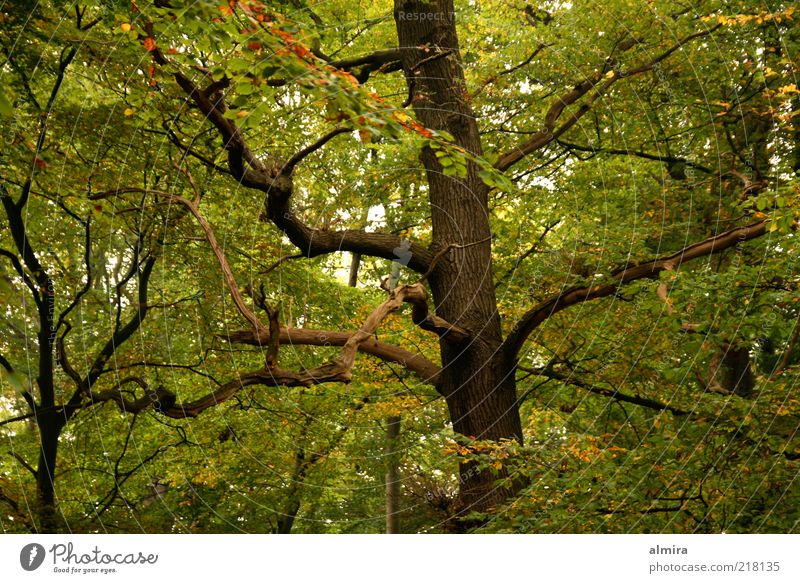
325;283;455;381
166;194;267;334
260;48;404;87
100;183;435;270
503;221;769;359
404;285;471;342
226;326;441;386
92;285;447;418
168;69;434;272
0;353;12;373
1;182;48;308
329;48;403;71
181;285;448;410
0;247;38;300
90;378;176;415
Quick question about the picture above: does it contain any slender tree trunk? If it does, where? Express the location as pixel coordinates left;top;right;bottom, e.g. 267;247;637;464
348;253;361;288
394;0;523;516
35;414;63;532
35;276;61;532
276;481;302;533
385;415;401;533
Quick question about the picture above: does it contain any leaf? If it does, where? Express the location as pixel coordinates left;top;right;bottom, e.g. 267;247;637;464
0;90;12;116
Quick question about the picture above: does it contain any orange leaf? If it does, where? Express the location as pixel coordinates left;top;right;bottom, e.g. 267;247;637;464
143;37;157;52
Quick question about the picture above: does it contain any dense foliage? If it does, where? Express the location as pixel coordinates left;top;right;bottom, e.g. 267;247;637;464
1;0;798;533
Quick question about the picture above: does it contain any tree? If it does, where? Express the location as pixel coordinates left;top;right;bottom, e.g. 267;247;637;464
1;0;798;533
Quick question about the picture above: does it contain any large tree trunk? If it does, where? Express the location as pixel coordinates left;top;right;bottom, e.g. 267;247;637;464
394;0;523;516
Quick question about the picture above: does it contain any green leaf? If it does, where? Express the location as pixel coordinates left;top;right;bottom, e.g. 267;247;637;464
0;90;12;116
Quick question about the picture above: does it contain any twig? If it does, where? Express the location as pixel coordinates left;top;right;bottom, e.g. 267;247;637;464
260;253;303;275
10;452;37;478
403;49;454;107
415;235;493;284
282;127;351;174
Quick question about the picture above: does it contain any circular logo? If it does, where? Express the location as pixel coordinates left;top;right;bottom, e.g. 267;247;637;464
20;543;46;571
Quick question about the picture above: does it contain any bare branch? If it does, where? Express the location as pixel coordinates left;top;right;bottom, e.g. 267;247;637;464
622;24;722;77
36;46;78;154
495;220;561;287
0;247;39;300
162;124;230;174
95;284;447;417
557;139;712;174
10;452;38;478
530;367;688;415
503;220;770;359
165;68;435;272
226;326;441;386
260;253;303;275
282;127;352;174
166;193;267;335
494;76;613;171
414;236;493;284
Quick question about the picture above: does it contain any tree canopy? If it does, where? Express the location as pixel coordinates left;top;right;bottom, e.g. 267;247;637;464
1;0;798;533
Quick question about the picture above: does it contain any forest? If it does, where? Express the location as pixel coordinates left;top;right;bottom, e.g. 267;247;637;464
0;0;798;534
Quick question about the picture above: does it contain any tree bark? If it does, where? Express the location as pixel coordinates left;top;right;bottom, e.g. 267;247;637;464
35;413;63;532
394;0;523;516
348;253;361;288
